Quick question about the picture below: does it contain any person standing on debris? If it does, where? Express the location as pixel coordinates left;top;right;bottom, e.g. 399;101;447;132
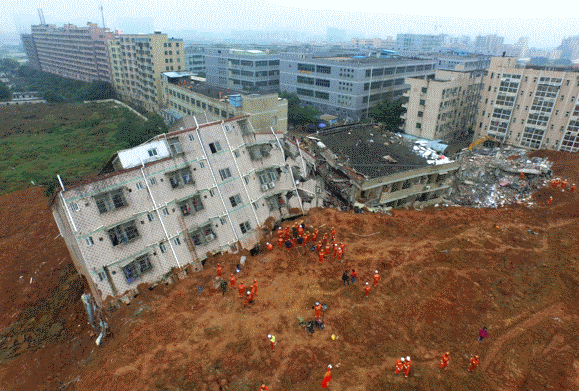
548;196;553;206
297;235;304;247
318;250;325;265
252;279;258;296
266;242;273;251
395;357;405;374
373;270;381;287
277;226;283;239
321;364;332;388
337;246;343;262
245;290;254;305
364;282;371;298
478;326;488;343
297;223;304;237
285;238;293;251
313;302;323;319
268;334;276;351
260;384;269;391
278;236;284;248
235;264;242;273
217;263;222;278
304;231;310;245
292;224;298;238
440;352;450;370
316;241;323;253
229;273;237;288
332;241;339;259
313;228;319;242
403;356;411;378
322;233;329;246
572;184;576;193
340;242;346;257
520;172;525;180
324;243;331;257
342;270;350;285
351;269;357;284
468;355;479;372
331;227;336;241
238;282;245;299
561;180;567;190
220;279;228;297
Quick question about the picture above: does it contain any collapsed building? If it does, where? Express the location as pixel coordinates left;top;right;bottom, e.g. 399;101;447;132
301;124;460;210
50;116;318;305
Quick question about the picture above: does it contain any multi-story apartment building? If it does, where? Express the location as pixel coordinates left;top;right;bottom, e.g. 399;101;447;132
184;45;206;76
161;72;287;133
350;37;396;49
435;52;491;75
475;57;579;152
204;48;281;92
558;36;579;61
28;22;114;82
402;70;484;140
396;34;444;53
109;32;185;112
51;116;316;304
279;52;437;120
474;35;505;56
20;34;41;70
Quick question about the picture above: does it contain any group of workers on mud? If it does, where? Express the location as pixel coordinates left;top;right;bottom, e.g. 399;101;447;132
547;177;575;205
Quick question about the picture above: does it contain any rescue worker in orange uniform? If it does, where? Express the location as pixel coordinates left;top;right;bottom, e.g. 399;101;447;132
252;279;258;296
229;273;236;288
340;242;346;256
324;243;331;256
313;228;319;242
217;264;222;278
304;231;310;244
331;227;336;240
266;242;273;251
322;234;328;246
297;224;304;237
332;242;338;259
548;196;553;206
245;290;255;305
336;246;343;262
278;236;284;247
561;180;567;190
313;302;322;319
316;241;322;253
571;184;576;193
364;282;371;298
268;334;276;351
520;172;525;180
277;226;283;237
260;384;269;391
373;270;381;287
395;357;405;374
440;352;450;370
318;251;325;265
403;356;411;378
468;355;479;371
237;282;245;298
321;364;332;388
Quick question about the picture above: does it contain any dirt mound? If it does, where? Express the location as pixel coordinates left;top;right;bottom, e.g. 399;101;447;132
1;151;579;390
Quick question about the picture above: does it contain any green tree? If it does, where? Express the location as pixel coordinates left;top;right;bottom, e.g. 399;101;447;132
279;91;319;127
0;82;11;101
43;90;64;103
0;58;19;72
83;81;116;101
114;113;168;148
369;98;405;130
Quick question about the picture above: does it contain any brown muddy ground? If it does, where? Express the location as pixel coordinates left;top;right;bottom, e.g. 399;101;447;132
1;151;579;390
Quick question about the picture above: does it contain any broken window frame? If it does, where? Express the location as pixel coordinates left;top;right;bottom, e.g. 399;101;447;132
178;194;204;216
167;137;184;156
94;188;127;214
190;224;217;246
122;254;153;283
239;221;251;234
107;221;140;247
166;168;194;189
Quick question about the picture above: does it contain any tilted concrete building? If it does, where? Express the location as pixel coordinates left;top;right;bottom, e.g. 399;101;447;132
475;57;579;152
51;116;316;304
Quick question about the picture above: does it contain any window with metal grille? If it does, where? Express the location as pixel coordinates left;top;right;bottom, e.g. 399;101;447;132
229;194;242;207
167;137;184;155
219;168;232;181
239;221;252;234
209;141;222;153
107;221;139;246
94;189;126;214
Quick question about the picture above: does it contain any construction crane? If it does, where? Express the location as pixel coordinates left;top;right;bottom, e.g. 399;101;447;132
468;135;500;151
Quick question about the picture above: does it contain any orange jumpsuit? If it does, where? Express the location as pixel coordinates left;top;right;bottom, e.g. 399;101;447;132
278;237;284;247
304;232;310;244
340;243;346;255
318;252;325;264
237;283;245;298
395;359;404;374
561;181;567;189
316;242;322;253
468;356;479;371
245;291;255;305
321;367;332;388
217;265;222;278
336;247;343;261
440;353;450;369
314;304;322;319
267;242;273;251
520;172;525;180
297;226;304;237
277;227;283;238
332;243;338;259
322;234;328;245
229;274;236;287
252;280;258;296
403;359;411;378
313;229;319;242
331;228;336;240
571;185;576;193
373;273;380;287
548;197;553;206
324;244;331;256
260;386;269;391
364;285;371;297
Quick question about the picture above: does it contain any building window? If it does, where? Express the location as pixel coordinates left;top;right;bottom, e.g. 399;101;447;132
244;176;250;185
107;221;139;246
239;221;252;234
234;150;240;158
122;254;152;283
209;189;215;196
209;141;222;153
253;202;259;210
98;272;106;281
148;148;158;157
162;207;169;216
147;213;155;222
229;194;242;207
150;177;157;185
159;242;167;253
421;87;427;93
219;168;232;181
71;202;80;212
173;237;181;246
167;169;194;188
136;181;144;190
200;162;205;168
224;124;231;132
188;134;195;141
416;123;422;129
85;237;94;246
167;137;184;155
419;99;426;106
190;225;217;246
417;111;423;117
220;217;227;225
94;189;126;214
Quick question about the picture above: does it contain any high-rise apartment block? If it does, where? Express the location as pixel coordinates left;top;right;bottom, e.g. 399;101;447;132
109;32;184;112
475;57;579;152
396;34;444;53
402;70;484;140
184;45;206;76
558;36;579;61
51;116;316;303
280;52;437;121
20;34;41;70
474;35;505;56
27;22;114;82
204;48;281;92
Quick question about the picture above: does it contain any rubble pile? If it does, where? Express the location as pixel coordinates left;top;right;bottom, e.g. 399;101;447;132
449;147;553;208
412;140;452;165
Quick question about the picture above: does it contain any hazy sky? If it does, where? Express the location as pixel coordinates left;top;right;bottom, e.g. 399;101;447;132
3;0;579;47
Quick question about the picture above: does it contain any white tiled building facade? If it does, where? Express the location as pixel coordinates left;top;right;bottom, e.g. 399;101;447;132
51;116;315;304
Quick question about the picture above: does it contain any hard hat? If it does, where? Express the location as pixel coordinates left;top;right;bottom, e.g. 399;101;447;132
266;242;270;245
328;364;332;369
217;263;220;266
366;282;369;285
406;356;410;361
375;270;378;273
247;291;250;294
268;334;271;338
316;302;319;305
446;352;449;355
475;355;479;359
401;357;405;361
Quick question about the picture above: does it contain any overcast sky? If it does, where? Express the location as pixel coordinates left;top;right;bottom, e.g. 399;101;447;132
3;0;579;47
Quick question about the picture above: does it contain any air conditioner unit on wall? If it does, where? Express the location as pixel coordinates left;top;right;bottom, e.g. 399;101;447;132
269;182;276;189
261;184;269;191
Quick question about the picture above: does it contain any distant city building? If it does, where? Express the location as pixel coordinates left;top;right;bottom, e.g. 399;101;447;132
396;34;444;53
0;91;46;106
549;49;562;60
109;31;184;112
204;48;280;93
435;52;491;74
160;72;287;133
280;52;437;121
474;35;505;56
402;70;484;140
20;34;40;70
558;36;579;61
27;22;115;82
351;37;396;49
184;45;206;76
475;56;579;151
